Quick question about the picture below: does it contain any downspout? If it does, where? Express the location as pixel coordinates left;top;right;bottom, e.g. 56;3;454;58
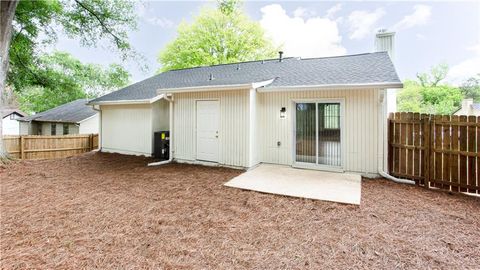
148;94;174;166
91;105;102;151
377;89;415;185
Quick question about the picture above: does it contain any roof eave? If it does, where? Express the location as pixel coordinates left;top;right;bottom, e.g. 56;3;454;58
257;82;403;92
87;94;165;106
156;79;275;94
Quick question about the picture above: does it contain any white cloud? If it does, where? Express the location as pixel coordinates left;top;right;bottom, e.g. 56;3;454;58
136;2;174;28
260;4;346;58
392;5;431;31
447;44;480;84
326;3;342;19
146;17;174;28
293;7;317;19
347;8;385;40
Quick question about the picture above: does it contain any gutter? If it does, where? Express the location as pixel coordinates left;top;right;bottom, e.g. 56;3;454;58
148;94;174;166
91;105;102;151
377;89;415;185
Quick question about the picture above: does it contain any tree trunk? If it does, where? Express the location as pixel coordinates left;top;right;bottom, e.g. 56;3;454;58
0;0;19;161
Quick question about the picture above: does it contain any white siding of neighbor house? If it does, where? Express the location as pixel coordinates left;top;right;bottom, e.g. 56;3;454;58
100;100;169;156
19;121;30;135
257;88;381;174
79;114;99;134
172;90;250;167
2;116;21;135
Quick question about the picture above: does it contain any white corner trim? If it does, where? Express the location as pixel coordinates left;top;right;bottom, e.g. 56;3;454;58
257;82;403;92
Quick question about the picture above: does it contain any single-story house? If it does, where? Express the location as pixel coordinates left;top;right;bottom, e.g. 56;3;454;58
18;99;99;135
88;32;402;177
1;109;26;135
454;98;480;116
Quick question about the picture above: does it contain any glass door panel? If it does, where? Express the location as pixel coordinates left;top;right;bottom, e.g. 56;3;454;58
317;103;341;166
295;103;316;163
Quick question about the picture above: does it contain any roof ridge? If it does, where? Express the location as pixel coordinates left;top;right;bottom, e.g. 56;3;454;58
298;52;386;61
163;57;296;73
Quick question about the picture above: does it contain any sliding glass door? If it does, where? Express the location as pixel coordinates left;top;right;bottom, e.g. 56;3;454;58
295;101;342;168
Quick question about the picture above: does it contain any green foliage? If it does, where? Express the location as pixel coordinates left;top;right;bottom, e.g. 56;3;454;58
7;0;137;113
460;74;480;102
157;0;277;72
416;63;449;87
398;80;463;115
16;52;129;114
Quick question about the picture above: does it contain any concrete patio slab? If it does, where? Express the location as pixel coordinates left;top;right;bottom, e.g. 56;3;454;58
224;164;361;205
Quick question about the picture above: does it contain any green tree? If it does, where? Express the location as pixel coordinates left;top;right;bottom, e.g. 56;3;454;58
158;0;277;72
398;64;463;114
0;0;138;160
460;74;480;102
16;51;129;114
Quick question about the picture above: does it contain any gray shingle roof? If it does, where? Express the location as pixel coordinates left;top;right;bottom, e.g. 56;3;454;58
1;109;26;118
19;99;97;123
90;52;401;103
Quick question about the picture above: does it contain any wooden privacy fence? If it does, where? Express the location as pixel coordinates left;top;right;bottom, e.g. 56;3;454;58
388;112;479;195
4;134;98;160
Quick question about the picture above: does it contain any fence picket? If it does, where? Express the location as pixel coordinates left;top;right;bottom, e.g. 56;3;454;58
442;115;451;191
467;116;476;194
459;115;468;192
451;115;460;192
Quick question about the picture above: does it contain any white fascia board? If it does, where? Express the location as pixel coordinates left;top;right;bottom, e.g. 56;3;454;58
87;94;165;106
156;79;276;95
257;82;403;92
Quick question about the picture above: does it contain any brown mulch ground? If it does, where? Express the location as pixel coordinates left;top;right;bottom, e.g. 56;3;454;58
1;152;479;269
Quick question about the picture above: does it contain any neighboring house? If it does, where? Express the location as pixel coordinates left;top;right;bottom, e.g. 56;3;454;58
88;32;402;177
18;99;99;135
1;109;26;135
454;98;480;116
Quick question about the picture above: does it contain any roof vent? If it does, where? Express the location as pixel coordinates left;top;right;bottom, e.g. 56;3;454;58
209;73;214;81
261;60;265;64
278;51;284;62
236;64;241;70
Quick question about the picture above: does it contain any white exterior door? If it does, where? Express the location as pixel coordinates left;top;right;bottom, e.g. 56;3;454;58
196;100;220;162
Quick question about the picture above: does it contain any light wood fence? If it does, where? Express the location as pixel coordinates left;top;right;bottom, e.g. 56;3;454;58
388;112;479;195
4;134;98;160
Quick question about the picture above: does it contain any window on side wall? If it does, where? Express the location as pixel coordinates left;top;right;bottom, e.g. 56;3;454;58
51;124;56;135
63;124;69;135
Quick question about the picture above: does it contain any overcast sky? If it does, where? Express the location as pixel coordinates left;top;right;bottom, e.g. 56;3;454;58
50;1;480;85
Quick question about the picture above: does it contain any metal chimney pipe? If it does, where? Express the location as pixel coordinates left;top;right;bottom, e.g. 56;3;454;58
278;51;283;62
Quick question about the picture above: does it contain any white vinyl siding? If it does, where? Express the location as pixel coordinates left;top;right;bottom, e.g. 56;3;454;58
79;114;99;134
257;88;381;174
172;90;250;167
2;115;21;135
101;104;153;156
99;100;169;156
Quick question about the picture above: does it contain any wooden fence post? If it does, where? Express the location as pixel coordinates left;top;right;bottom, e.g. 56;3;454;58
20;136;25;160
89;134;93;151
422;115;431;188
